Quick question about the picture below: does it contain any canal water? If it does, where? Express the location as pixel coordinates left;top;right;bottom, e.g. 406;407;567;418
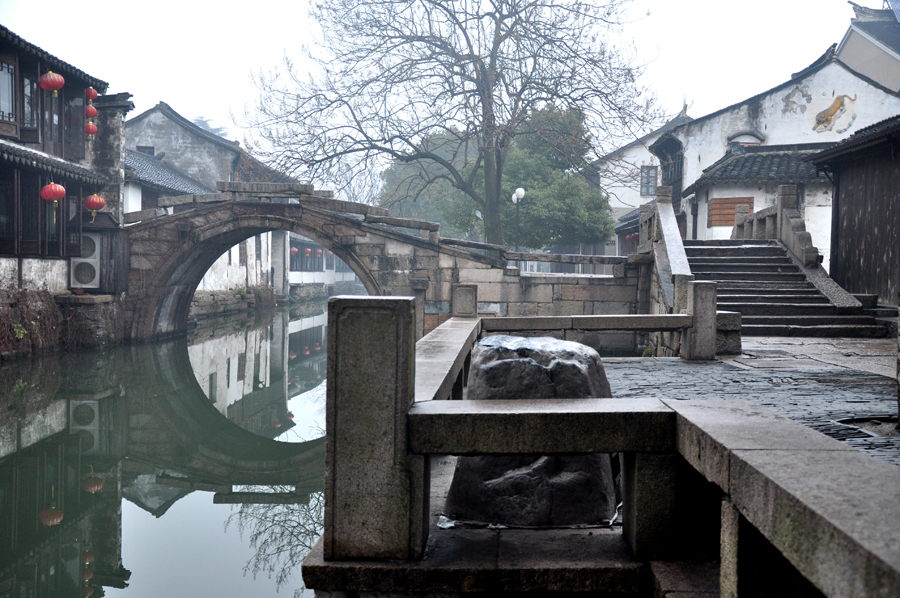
0;301;340;598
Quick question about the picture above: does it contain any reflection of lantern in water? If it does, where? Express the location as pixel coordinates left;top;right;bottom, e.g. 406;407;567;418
82;550;95;564
38;485;63;526
82;475;103;494
273;419;282;428
288;351;297;359
303;346;310;355
82;568;94;581
286;411;294;420
290;247;299;255
82;586;94;597
314;343;321;351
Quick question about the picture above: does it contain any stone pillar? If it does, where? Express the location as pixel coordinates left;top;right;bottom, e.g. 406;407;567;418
775;184;799;241
682;280;717;360
324;296;429;560
451;283;478;317
271;231;288;297
622;452;678;559
411;278;429;340
91;93;135;226
732;204;750;240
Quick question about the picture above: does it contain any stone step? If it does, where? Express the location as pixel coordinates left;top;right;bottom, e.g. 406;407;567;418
741;315;879;326
688;256;794;265
683;239;778;247
685;246;786;257
717;287;822;295
719;294;830;304
695;271;807;282
742;324;890;337
865;306;899;318
690;264;802;274
715;282;817;291
718;303;838;316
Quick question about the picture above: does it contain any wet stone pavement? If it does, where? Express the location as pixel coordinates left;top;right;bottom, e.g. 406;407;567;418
603;337;900;467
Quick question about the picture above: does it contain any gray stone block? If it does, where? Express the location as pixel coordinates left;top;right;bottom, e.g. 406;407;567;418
451;284;478;317
324;296;427;560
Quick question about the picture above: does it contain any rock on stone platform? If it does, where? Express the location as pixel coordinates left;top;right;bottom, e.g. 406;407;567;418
444;335;618;526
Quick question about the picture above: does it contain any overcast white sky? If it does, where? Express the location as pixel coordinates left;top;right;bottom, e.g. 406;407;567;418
0;0;861;149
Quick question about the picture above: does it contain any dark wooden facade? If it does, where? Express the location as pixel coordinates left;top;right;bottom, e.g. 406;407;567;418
814;119;900;306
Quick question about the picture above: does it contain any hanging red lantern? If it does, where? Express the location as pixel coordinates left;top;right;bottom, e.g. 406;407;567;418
290;247;299;255
85;87;98;103
41;182;66;202
285;411;294;420
85;104;98;119
85;121;98;139
84;194;105;223
81;550;95;564
303;247;311;255
326;250;333;256
273;419;282;429
39;71;65;97
82;586;94;598
313;343;321;351
288;350;297;359
81;568;94;581
81;476;103;494
315;248;322;255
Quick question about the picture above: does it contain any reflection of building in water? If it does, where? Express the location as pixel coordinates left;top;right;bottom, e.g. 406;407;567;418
0;363;131;597
287;313;327;397
188;316;293;438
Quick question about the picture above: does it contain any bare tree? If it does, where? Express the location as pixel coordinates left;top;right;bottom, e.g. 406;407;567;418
246;0;660;245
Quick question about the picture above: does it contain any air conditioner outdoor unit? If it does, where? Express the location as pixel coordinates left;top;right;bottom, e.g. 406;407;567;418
69;399;101;455
70;233;101;289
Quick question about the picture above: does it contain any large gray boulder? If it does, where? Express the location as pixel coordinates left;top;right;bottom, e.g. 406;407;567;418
444;335;618;526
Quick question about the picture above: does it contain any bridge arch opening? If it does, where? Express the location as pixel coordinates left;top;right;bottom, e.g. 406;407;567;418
129;210;382;341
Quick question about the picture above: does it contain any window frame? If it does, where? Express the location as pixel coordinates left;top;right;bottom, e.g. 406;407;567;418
639;165;658;196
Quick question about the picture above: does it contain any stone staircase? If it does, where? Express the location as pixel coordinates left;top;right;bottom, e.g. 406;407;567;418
684;239;892;337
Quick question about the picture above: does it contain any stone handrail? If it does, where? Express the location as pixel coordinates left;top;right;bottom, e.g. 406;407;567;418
731;184;817;267
731;185;861;310
639;186;694;313
311;296;900;598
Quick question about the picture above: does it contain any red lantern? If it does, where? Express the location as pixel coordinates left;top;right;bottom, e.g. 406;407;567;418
313;343;321;351
39;71;65;97
85;121;98;139
290;247;299;255
84;194;105;223
303;346;310;355
285;411;294;420
288;351;297;359
85;105;98;119
41;182;66;202
81;568;94;581
82;476;103;494
315;248;322;255
326;250;333;256
82;586;94;598
38;507;64;526
85;87;98;103
82;550;95;564
273;419;282;428
303;247;311;255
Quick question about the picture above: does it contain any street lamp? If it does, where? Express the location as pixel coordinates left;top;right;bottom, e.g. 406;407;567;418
511;187;525;252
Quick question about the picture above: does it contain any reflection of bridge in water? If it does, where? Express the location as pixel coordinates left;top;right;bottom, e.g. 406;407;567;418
0;321;325;597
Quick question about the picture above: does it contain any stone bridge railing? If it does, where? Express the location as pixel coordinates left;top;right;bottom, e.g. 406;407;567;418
731;184;819;268
304;295;900;598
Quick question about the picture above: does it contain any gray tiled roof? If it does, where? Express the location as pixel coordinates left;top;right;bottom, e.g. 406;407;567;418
125;150;214;195
681;143;836;197
0;138;106;185
855;19;900;57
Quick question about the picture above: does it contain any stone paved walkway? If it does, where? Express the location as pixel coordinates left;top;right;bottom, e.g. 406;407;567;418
603;337;900;467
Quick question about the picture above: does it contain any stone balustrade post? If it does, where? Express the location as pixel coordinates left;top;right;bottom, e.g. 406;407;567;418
682;280;717;360
324;296;429;560
451;283;478;317
622;452;678;559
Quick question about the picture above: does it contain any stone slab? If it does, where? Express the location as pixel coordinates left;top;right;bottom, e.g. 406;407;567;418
54;293;114;304
480;316;573;331
729;448;900;598
571;314;692;331
650;561;720;595
408;398;675;454
663;399;855;492
414;318;481;403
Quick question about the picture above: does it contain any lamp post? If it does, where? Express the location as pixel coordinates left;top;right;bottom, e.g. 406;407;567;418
511;187;525;252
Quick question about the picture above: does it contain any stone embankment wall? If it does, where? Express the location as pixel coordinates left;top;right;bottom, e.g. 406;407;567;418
0;290;125;360
189;286;276;319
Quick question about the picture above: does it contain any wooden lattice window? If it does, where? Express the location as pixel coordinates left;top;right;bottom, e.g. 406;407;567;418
708;197;753;228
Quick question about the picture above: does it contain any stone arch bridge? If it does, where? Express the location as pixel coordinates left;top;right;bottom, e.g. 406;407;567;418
124;182;638;342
